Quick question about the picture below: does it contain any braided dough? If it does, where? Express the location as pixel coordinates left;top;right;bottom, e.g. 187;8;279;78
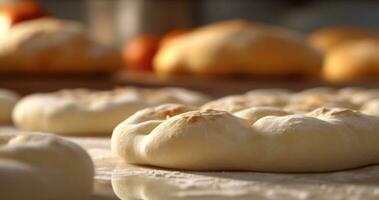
0;133;93;200
112;104;379;172
13;87;210;135
0;89;19;123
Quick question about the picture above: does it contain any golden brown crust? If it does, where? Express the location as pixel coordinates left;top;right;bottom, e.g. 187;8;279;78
0;17;122;73
309;26;379;53
154;20;322;77
323;39;379;82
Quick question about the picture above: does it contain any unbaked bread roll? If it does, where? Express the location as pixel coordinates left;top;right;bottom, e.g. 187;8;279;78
323;39;379;82
233;106;291;124
0;17;121;73
13;87;210;135
202;89;290;112
285;87;358;113
339;87;379;107
309;26;379;53
154;20;322;77
0;133;93;200
112;104;379;172
0;89;19;123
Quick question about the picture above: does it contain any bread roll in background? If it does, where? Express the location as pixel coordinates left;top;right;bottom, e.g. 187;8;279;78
122;34;159;71
154;20;322;77
0;17;122;73
309;26;379;53
323;39;379;82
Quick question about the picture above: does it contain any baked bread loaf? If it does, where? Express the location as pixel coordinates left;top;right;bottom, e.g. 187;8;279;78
12;87;210;135
0;89;19;123
309;26;379;53
0;133;93;200
112;104;379;172
0;17;122;73
323;39;379;82
154;20;322;77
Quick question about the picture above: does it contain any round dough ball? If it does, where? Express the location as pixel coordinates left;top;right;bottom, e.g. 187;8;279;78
0;133;94;200
13;87;210;135
201;95;285;113
323;39;379;82
309;26;379;53
0;89;19;123
0;17;122;73
143;87;211;106
112;104;379;172
154;20;322;77
285;87;357;113
202;89;290;113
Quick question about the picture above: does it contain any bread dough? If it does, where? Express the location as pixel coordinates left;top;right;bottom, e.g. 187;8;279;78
202;89;291;112
285;87;358;113
0;17;121;73
339;87;379;106
154;20;322;77
112;104;379;172
0;133;94;200
323;39;379;82
0;89;19;123
13;87;210;135
202;87;361;113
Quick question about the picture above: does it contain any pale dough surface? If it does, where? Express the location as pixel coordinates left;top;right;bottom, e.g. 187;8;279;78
112;104;379;172
0;89;19;124
0;132;94;200
203;87;379;113
12;87;210;135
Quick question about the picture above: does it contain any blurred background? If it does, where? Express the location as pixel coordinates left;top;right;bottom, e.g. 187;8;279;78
38;0;379;44
1;0;379;96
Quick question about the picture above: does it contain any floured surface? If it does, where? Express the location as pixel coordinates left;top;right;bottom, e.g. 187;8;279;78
1;126;379;200
109;163;379;200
